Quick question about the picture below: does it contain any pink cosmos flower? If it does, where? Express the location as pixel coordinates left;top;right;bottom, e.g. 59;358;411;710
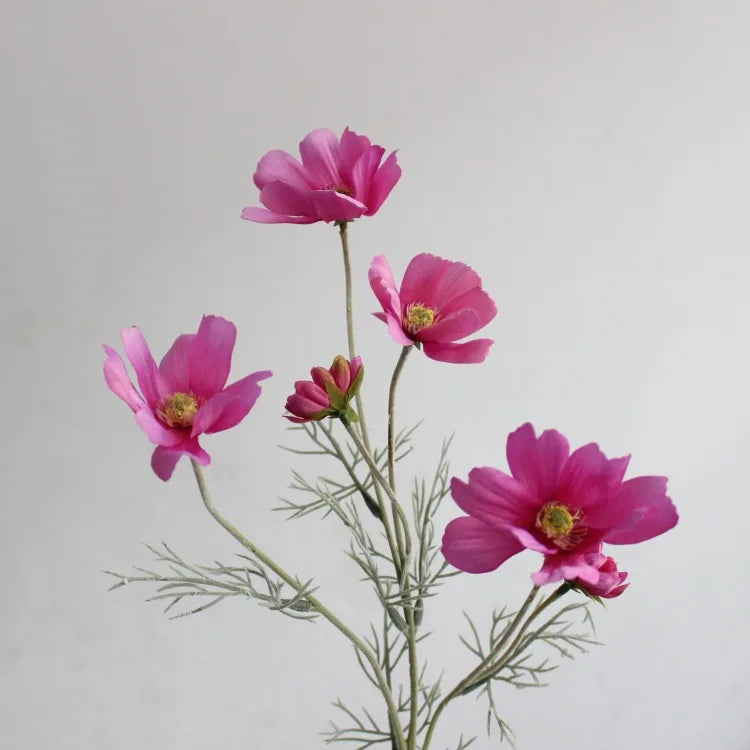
442;423;678;588
103;315;272;481
241;127;401;224
368;253;497;364
285;355;363;423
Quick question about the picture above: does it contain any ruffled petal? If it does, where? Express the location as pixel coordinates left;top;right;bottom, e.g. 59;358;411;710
299;129;342;186
558;443;631;512
422;339;493;363
437;287;497;329
399;253;450;309
349;144;384;208
121;327;169;409
442;516;523;573
253;149;315;191
159;334;194;392
431;260;482;309
366;150;401;216
187;315;236;397
603;476;678;544
102;345;144;412
506;424;569;501
450;470;537;528
338;127;372;187
192;370;271;435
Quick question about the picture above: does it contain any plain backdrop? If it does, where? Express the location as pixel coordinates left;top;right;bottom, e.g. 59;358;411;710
2;1;748;749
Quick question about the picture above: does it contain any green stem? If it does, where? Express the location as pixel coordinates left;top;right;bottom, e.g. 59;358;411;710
422;586;540;750
190;459;406;750
385;346;418;750
340;418;412;572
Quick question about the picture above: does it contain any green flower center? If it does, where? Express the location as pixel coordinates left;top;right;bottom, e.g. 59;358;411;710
404;303;437;335
158;392;200;428
535;503;586;550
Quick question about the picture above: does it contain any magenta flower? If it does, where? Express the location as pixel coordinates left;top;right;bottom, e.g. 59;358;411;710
103;315;272;481
442;423;678;587
241;127;401;224
285;355;363;423
537;552;629;599
368;253;497;364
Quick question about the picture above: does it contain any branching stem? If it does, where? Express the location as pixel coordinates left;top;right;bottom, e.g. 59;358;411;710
190;459;406;750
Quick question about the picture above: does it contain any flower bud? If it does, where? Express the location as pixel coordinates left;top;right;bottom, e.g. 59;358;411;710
285;356;363;423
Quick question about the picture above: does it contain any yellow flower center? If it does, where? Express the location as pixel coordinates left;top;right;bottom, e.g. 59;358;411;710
535;503;586;550
331;184;354;197
157;392;200;428
404;303;437;335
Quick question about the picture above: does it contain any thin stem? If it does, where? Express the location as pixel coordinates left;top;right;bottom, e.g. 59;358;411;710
422;586;540;750
385;345;418;750
190;459;406;750
387;346;412;491
338;222;390;535
340;418;412;574
466;583;572;691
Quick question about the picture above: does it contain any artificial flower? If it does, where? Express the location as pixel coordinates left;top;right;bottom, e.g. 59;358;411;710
285;355;363;423
368;253;496;363
241;127;401;224
538;551;629;598
442;423;678;586
103;315;271;480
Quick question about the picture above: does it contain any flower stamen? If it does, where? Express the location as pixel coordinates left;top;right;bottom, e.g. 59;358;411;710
403;302;437;335
536;503;587;550
157;392;201;428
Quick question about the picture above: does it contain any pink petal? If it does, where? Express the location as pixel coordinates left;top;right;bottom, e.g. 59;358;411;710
286;393;328;417
187;315;236;397
374;311;414;346
506;526;558;554
366;150;401;216
102;345;144;412
369;255;403;319
309;190;367;222
438;287;497;329
349;145;384;208
134;408;184;447
506;424;569;501
442;516;523;573
450;470;537;528
240;206;318;224
399;253;450;309
253;149;315;191
151;446;181;481
532;553;601;587
431;260;482;309
338;128;372;187
150;440;210;481
259;181;316;217
159;334;194;392
603;476;678;544
299;129;342;186
558;443;630;511
192;370;271;435
121;327;169;409
422;339;493;363
417;308;480;343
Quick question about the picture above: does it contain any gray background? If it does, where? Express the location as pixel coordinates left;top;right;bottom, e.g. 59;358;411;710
3;1;748;748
